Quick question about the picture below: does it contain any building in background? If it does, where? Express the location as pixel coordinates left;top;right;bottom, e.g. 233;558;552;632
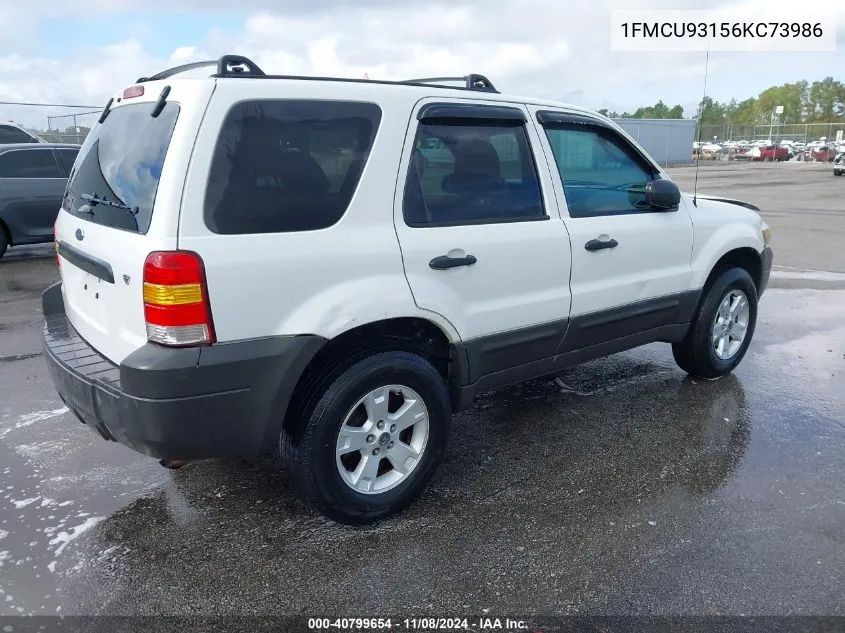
613;118;696;166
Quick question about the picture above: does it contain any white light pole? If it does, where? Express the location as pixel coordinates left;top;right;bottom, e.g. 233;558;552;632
769;105;784;144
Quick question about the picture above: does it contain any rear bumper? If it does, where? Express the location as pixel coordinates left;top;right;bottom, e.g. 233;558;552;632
759;246;773;297
41;282;325;460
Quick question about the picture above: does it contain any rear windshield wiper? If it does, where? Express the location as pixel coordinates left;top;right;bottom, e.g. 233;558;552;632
80;193;136;213
78;193;139;231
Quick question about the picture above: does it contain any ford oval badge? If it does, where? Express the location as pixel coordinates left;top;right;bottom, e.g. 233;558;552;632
75;228;84;241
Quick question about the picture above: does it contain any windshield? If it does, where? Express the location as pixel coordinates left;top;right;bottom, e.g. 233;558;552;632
63;101;180;233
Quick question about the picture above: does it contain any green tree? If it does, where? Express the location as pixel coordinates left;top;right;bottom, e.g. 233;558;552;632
756;81;807;124
696;96;727;124
629;100;684;119
633;100;668;118
726;97;759;124
609;78;845;126
807;77;845;122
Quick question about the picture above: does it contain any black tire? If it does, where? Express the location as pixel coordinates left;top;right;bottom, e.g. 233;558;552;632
280;351;451;525
0;227;8;259
672;267;758;379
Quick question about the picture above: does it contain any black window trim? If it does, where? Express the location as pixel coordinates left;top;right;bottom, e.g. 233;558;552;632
406;213;550;229
418;102;527;122
536;109;660;178
537;109;671;219
54;148;80;178
403;108;550;229
51;149;65;177
218;96;384;120
0;147;65;179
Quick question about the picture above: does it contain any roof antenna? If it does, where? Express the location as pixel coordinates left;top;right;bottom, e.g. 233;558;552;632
693;44;710;208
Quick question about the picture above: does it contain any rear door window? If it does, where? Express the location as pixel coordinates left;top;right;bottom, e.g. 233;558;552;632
63;102;180;233
204;100;382;234
403;119;545;226
56;148;79;175
0;149;63;178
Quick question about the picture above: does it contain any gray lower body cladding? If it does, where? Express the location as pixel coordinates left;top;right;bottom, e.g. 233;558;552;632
41;282;325;460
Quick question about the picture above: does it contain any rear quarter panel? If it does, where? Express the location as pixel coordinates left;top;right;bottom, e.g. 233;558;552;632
53;79;217;365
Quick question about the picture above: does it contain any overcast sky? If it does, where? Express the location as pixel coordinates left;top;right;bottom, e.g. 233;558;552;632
1;0;842;129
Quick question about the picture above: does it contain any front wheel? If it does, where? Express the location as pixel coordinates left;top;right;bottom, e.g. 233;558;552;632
672;267;758;379
280;351;451;524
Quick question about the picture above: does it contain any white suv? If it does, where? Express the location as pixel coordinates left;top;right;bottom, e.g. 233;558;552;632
43;55;773;524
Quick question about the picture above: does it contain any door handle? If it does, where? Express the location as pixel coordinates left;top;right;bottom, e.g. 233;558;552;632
584;238;618;252
429;254;478;270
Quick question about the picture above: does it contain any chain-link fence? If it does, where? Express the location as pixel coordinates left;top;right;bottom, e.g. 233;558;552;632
41;110;100;144
699;121;845;144
0;101;102;146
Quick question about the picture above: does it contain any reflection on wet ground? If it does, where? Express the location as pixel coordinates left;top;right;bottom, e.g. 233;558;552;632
1;255;844;615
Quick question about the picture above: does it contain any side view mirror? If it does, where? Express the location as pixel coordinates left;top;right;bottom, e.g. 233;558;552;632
646;179;681;211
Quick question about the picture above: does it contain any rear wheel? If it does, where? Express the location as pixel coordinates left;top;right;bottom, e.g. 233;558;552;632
0;227;8;259
672;267;758;379
280;351;451;524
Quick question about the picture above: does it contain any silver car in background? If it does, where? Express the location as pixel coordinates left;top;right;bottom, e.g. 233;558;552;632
0;142;80;258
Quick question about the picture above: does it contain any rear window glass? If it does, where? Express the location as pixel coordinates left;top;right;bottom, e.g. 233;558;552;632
63;102;180;233
0;125;37;144
204;100;382;234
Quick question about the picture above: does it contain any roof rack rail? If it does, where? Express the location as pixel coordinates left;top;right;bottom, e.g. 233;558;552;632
135;54;497;94
137;60;215;83
212;55;266;78
399;74;498;93
136;55;266;83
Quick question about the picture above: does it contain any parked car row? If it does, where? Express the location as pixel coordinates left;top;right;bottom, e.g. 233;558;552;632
694;138;845;163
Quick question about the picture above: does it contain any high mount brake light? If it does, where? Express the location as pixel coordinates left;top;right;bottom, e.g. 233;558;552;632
142;251;215;346
122;85;145;100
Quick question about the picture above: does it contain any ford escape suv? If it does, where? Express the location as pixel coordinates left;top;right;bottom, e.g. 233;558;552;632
43;55;773;524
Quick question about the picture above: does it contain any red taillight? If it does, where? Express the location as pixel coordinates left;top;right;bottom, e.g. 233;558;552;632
122;85;145;100
142;251;215;347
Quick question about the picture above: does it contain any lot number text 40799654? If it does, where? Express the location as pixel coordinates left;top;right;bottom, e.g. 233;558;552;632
307;617;529;630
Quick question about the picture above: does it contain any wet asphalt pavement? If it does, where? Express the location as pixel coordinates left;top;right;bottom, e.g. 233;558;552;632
1;163;844;618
